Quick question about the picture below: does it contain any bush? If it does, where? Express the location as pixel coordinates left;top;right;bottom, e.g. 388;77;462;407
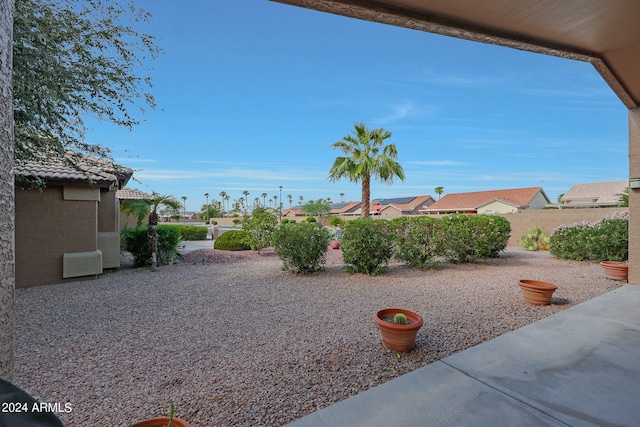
241;207;277;253
391;216;445;270
122;225;183;267
328;216;344;227
550;213;628;262
341;218;394;275
272;222;331;273
213;230;251;251
303;216;317;223
441;214;510;263
172;225;207;241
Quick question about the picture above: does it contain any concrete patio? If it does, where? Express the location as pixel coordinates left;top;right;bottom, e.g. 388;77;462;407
287;285;640;427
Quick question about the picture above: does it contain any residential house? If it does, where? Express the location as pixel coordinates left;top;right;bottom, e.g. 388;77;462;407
117;187;152;228
560;180;627;208
422;187;550;215
15;155;132;288
376;195;435;219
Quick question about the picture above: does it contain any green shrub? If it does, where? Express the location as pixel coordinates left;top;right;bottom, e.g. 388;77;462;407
241;207;277;253
391;216;444;269
304;216;317;223
550;213;628;262
171;225;207;240
328;216;344;227
585;217;628;261
549;222;591;260
272;222;331;273
213;229;251;251
441;214;510;263
122;225;183;267
341;218;394;275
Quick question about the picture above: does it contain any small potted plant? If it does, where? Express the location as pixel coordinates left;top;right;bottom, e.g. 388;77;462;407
518;279;558;305
129;403;191;427
374;308;423;352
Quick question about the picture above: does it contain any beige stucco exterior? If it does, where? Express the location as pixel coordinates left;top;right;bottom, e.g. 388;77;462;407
15;185;122;288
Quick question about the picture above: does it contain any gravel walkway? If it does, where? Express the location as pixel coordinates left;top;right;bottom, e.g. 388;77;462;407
14;247;622;426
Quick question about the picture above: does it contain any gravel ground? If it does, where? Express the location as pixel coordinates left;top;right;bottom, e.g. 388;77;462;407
14;247;622;427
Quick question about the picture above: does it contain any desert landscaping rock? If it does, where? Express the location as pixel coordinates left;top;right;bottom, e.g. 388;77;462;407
14;248;621;426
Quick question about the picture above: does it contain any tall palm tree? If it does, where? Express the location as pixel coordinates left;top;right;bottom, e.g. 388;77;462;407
434;186;444;200
261;192;268;207
181;196;187;220
146;192;181;271
340;192;345;202
219;191;227;215
224;194;230;213
287;194;293;208
242;190;250;206
298;195;304;207
329;122;405;218
204;192;210;222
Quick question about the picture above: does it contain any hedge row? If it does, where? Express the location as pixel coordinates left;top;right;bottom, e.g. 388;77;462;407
549;212;628;262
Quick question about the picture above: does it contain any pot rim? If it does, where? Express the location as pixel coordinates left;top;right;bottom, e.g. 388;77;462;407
518;279;558;290
375;308;423;329
600;261;629;267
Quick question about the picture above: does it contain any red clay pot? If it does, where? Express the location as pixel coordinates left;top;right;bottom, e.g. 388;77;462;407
600;261;628;281
132;417;191;427
518;279;558;305
330;241;341;249
374;308;423;352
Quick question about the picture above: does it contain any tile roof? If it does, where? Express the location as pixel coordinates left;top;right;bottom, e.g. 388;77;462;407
424;187;546;212
15;153;132;188
116;188;152;200
376;195;434;214
562;180;627;205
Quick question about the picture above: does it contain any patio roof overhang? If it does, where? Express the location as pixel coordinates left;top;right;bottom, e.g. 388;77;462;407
272;0;640;109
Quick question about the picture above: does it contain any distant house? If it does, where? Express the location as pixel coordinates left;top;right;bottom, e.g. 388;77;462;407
283;201;362;219
117;187;152;228
15;155;132;288
560;180;627;208
376;195;435;218
422;187;550;215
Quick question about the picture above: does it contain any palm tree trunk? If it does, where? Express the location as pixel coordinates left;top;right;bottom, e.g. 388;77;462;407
362;174;371;218
148;211;158;271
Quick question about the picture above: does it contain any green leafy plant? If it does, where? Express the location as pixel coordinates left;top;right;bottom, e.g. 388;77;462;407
341;218;394;275
272;222;332;273
241;207;277;254
122;225;182;267
391;216;444;270
518;226;549;251
393;313;408;325
441;214;510;263
172;225;207;241
328;216;344;227
213;230;251;251
549;212;628;262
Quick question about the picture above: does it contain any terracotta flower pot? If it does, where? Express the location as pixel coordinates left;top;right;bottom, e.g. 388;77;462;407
600;261;628;281
518;279;558;305
374;308;423;352
330;241;341;249
132;417;191;427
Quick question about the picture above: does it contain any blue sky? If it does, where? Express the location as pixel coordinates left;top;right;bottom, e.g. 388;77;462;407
85;1;628;212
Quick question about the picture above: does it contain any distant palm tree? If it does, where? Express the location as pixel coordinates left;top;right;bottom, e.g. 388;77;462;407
261;192;268;207
242;190;250;208
329;122;405;218
181;196;187;219
204;192;210;222
434;186;444;200
298;195;304;206
340;192;345;202
287;194;293;207
224;194;230;212
219;191;227;214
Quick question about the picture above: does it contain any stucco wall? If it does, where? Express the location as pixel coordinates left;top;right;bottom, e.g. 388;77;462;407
478;200;518;214
16;185;99;288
